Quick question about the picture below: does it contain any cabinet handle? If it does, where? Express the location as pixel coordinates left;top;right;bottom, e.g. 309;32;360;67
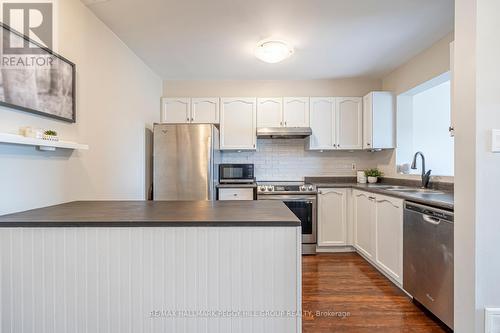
284;121;287;126
366;143;371;146
186;117;190;122
280;121;283;126
318;190;323;195
191;117;194;121
369;196;376;200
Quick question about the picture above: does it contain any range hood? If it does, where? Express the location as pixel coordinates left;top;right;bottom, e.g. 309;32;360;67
257;127;312;139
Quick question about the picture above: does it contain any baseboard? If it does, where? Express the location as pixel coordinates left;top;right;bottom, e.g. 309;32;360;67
316;245;356;253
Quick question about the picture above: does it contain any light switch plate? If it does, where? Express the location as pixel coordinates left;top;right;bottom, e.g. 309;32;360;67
485;308;500;333
492;130;500;153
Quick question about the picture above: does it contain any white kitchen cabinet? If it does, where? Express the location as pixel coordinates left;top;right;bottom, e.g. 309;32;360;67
191;98;219;123
218;188;255;200
375;194;403;284
336;97;363;150
353;190;376;259
161;97;190;123
161;97;219;124
317;188;347;246
220;98;257;150
257;98;283;128
363;92;395;149
283;97;310;127
308;97;363;150
308;97;335;150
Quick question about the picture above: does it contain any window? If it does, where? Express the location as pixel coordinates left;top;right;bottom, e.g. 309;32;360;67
396;72;454;176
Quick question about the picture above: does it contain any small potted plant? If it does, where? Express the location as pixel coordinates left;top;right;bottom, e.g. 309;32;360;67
365;168;383;184
42;130;59;141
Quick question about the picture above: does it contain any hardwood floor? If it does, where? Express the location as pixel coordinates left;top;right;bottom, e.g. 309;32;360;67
302;253;450;333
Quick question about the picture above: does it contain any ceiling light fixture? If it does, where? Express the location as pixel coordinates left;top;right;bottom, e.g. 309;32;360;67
254;40;294;63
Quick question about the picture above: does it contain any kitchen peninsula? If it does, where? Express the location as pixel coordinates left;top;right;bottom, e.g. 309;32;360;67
0;200;302;333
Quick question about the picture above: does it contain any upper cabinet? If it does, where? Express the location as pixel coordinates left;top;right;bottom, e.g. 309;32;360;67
363;92;395;150
161;97;219;124
161;98;190;123
191;98;219;124
283;97;310;127
308;97;362;150
308;97;335;149
336;97;363;150
257;98;283;128
220;98;257;150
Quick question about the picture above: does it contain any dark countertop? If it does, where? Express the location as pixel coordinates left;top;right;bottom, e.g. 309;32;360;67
0;200;300;227
216;183;257;188
307;179;454;210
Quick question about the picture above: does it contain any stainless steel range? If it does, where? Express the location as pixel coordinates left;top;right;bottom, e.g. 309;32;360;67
257;181;317;255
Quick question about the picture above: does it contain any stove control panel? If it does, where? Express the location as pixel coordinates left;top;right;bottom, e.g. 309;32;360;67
257;184;316;193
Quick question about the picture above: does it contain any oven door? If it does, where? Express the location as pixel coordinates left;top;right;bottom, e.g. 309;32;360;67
257;194;317;244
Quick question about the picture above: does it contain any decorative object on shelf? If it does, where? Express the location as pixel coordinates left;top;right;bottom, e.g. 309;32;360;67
20;126;43;139
0;23;76;123
357;170;367;184
365;168;383;184
42;130;59;141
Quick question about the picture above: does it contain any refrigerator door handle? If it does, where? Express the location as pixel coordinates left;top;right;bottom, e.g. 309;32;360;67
207;135;214;200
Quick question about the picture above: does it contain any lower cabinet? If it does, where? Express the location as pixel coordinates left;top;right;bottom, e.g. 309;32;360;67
317;188;348;246
374;194;403;284
353;190;376;259
218;188;255;200
353;190;403;285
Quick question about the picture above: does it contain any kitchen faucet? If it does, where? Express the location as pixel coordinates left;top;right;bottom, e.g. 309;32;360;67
411;151;432;188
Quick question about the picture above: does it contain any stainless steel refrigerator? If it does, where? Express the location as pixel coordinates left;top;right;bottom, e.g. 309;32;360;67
153;123;220;200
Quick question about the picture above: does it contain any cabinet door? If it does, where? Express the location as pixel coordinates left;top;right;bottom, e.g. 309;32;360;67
220;98;257;150
375;194;403;284
317;188;347;246
218;188;254;201
371;92;395;149
191;98;219;124
336;97;363;150
308;97;335;150
362;94;373;149
353;190;375;259
283;97;310;127
161;98;190;123
257;98;283;128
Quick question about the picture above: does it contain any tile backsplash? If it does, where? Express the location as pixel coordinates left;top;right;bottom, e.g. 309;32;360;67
221;139;385;181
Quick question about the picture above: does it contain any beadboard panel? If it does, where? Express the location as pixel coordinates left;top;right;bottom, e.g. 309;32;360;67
0;227;301;333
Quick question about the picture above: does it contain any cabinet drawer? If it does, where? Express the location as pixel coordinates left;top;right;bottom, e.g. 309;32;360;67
218;188;254;200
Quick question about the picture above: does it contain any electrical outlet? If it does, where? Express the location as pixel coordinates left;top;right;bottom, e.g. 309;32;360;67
485;308;500;333
492;130;500;153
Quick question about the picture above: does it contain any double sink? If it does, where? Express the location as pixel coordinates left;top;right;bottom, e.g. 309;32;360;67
366;184;446;195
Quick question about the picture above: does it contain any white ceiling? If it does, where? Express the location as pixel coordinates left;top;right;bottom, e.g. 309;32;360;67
84;0;454;80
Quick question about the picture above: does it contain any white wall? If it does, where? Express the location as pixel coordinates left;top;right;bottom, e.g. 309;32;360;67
0;0;162;215
379;33;454;182
222;139;386;181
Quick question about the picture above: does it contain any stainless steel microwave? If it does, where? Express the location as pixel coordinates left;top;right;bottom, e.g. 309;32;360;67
218;164;255;183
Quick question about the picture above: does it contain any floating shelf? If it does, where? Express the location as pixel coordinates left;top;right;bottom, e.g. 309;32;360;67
0;132;89;151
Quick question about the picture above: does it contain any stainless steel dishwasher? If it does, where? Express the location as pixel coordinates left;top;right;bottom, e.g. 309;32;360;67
403;202;454;329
